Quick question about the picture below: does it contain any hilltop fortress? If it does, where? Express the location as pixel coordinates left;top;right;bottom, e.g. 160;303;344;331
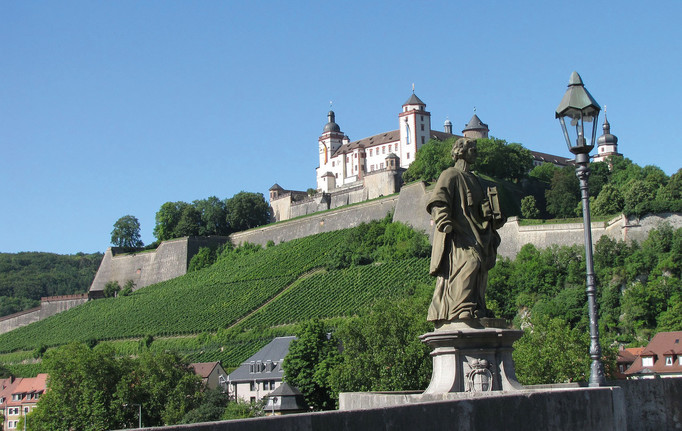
270;92;590;222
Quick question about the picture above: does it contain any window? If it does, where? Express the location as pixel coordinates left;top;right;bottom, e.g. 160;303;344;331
421;136;425;145
666;356;673;366
382;147;386;154
369;149;372;156
421;115;424;121
642;356;654;367
8;407;19;415
24;407;29;413
269;380;276;390
8;421;17;429
250;397;256;403
407;152;410;159
420;124;424;131
250;381;257;391
12;394;21;401
354;153;357;158
332;161;335;167
262;381;268;390
380;163;384;169
679;357;682;366
370;164;374;171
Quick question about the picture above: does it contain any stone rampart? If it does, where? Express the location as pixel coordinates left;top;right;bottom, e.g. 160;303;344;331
123;378;682;430
89;236;229;296
0;293;89;335
230;195;400;247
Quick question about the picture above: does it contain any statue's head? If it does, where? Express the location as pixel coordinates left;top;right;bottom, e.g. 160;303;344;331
452;137;478;162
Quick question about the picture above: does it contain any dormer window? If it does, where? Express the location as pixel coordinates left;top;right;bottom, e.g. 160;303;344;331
666;356;673;366
642;356;654;367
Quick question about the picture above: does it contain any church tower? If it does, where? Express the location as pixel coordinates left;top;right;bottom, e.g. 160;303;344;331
398;90;431;167
316;110;347;191
593;112;621;164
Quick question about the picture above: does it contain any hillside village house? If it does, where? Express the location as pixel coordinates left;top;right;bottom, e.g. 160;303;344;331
190;361;229;392
227;336;295;403
624;331;682;378
270;91;620;222
0;373;47;430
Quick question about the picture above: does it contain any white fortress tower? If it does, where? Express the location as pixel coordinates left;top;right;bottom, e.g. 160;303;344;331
593;113;621;163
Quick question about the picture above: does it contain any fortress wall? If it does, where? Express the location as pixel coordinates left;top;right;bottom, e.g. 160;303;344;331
89;236;230;294
39;294;88;319
0;308;41;334
230;195;400;247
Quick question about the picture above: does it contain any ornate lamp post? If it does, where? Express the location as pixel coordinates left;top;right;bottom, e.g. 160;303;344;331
555;71;606;386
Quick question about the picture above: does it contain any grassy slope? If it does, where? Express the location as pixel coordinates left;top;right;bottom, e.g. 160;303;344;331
0;227;432;374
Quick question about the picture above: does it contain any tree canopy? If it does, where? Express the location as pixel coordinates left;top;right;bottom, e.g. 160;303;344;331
111;215;143;248
225;191;271;232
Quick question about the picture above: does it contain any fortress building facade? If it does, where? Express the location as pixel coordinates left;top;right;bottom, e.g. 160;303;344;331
270;91;620;222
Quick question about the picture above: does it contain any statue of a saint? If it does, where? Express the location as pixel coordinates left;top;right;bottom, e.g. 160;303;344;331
427;137;505;324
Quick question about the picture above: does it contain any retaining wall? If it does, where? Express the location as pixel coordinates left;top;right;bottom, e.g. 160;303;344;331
0;294;89;335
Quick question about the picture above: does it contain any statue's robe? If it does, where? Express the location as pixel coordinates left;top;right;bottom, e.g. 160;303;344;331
427;167;503;322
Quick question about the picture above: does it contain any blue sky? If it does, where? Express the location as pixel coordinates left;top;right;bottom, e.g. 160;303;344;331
1;1;681;254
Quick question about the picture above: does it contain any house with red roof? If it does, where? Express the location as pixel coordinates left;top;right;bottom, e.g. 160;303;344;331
0;373;48;430
615;346;644;379
624;331;682;379
190;361;228;392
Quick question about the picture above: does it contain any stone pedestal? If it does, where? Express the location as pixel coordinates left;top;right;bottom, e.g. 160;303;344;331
420;319;524;394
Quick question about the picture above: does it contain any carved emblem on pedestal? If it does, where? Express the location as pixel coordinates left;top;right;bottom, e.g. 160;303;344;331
466;358;493;392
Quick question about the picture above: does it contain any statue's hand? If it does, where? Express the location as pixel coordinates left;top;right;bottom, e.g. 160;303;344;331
440;224;453;234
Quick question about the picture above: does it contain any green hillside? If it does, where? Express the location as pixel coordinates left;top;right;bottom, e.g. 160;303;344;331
0;221;432;374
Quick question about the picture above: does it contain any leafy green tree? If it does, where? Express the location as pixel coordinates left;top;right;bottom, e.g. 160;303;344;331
545;166;580;218
330;295;432;394
529;163;560;184
473;138;534;182
188;246;217;272
513;315;591;384
193;196;230;236
225;192;271;232
221;399;265;420
623;179;658;217
402;138;454;182
592;184;624;216
283;319;340;410
181;387;230;424
521;195;540;219
153;201;190;241
29;343;127;431
103;280;121;298
120;280;135;296
175;205;202;237
111;215;144;248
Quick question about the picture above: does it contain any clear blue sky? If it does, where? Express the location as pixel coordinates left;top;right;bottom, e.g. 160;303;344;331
2;1;680;254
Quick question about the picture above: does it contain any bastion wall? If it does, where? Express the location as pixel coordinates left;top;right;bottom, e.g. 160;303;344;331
0;293;89;335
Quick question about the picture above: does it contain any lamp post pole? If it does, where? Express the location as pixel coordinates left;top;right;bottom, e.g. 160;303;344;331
556;71;606;387
124;403;142;429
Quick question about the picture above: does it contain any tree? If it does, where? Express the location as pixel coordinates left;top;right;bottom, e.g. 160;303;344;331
193;197;229;236
181;387;230;424
103;280;121;298
402;138;454;182
111;215;143;248
330;296;432;394
153;201;189;241
283;319;340;410
545;166;580;218
513;315;591;385
521;195;540;219
175;205;202;237
29;343;202;430
473;138;533;182
592;184;624;216
225;192;271;232
529;163;560;184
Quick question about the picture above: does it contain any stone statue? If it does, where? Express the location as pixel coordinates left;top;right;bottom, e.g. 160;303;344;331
427;137;505;325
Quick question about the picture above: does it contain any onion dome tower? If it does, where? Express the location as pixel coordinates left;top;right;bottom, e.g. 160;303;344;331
593;112;621;164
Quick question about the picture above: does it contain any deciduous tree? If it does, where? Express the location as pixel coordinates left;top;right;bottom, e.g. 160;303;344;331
111;215;143;248
225;192;271;232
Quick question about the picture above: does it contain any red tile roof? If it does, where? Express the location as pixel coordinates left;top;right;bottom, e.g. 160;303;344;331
190;362;219;379
625;331;682;376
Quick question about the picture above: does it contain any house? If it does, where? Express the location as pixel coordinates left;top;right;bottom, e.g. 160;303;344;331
624;331;682;379
190;362;229;392
227;336;296;403
1;373;48;430
615;347;644;379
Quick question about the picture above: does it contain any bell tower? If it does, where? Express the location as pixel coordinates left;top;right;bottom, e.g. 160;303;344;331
398;87;431;168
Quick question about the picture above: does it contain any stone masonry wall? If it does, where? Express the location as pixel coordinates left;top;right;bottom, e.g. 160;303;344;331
0;294;89;335
124;378;682;431
89;236;229;295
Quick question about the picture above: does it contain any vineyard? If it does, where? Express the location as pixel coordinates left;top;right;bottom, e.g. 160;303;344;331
0;224;434;370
